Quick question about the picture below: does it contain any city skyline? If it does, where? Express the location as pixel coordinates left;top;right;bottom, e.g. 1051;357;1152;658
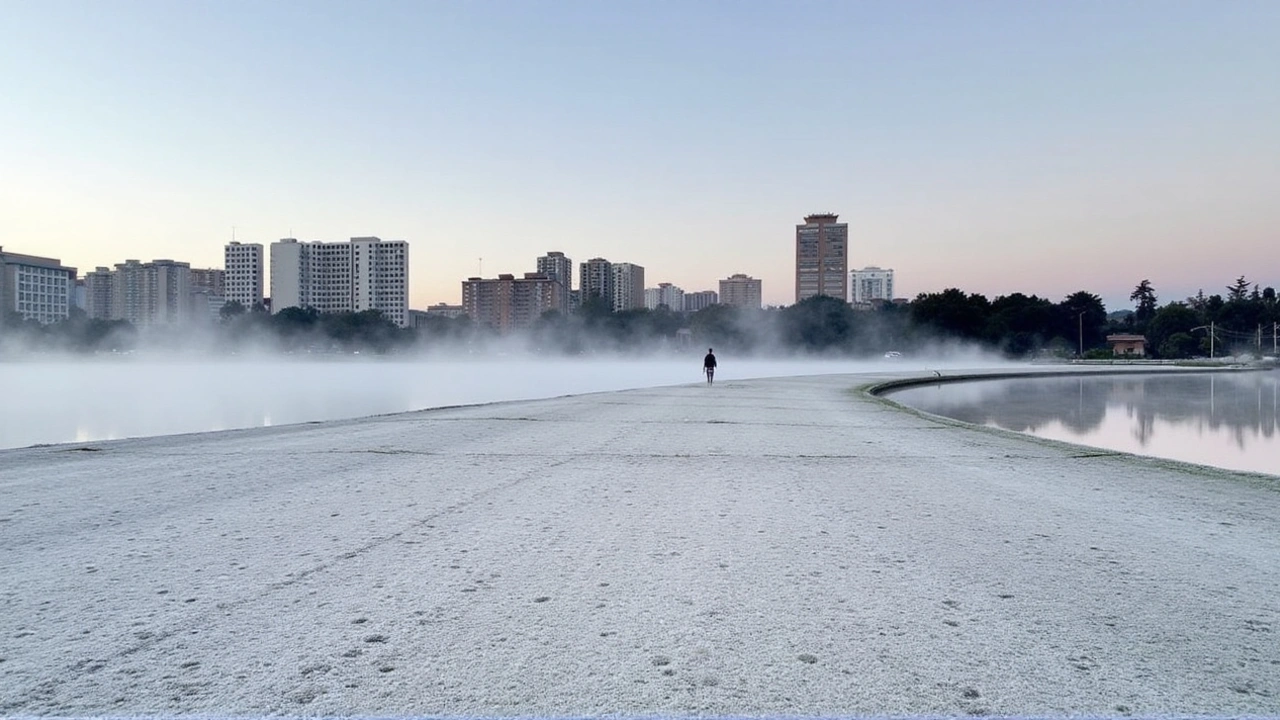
3;1;1278;311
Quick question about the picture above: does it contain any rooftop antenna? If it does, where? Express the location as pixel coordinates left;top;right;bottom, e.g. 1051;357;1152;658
231;226;236;242
479;257;483;276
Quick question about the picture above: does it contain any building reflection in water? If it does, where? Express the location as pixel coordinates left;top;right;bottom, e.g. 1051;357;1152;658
888;371;1278;477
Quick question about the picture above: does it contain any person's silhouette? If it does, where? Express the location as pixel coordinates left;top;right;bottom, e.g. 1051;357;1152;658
703;348;717;385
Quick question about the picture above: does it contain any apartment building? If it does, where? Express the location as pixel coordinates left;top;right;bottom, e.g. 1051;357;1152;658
850;266;895;304
270;237;409;327
795;213;848;303
683;290;719;313
644;283;684;311
579;258;612;307
610;263;645;311
462;272;562;332
719;273;762;309
536;251;573;313
190;267;226;297
224;242;263;309
0;246;76;324
107;259;193;326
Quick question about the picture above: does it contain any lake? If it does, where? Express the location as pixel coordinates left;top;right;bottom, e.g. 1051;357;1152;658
0;354;950;450
885;370;1279;477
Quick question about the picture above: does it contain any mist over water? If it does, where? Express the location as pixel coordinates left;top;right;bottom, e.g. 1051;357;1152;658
0;353;996;449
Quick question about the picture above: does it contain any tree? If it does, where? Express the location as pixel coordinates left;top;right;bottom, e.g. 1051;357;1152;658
910;289;991;342
1158;332;1199;359
1129;279;1158;330
1058;291;1107;355
1146;303;1200;358
1227;276;1252;302
220;300;247;321
690;304;748;352
985;293;1057;357
779;295;857;352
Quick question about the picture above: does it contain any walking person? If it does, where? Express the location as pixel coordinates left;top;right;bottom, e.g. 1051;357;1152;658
703;347;717;385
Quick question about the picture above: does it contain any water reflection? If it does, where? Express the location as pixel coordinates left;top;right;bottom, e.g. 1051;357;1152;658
887;371;1279;477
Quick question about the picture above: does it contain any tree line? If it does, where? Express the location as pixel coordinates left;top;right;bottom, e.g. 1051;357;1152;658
3;277;1276;358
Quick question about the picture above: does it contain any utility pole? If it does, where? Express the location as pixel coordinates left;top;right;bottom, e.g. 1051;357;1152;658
1078;311;1084;357
1192;322;1216;358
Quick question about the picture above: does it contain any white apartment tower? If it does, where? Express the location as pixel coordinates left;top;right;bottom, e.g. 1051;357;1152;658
224;242;264;309
610;262;645;312
644;283;684;311
270;237;409;327
850;266;895;304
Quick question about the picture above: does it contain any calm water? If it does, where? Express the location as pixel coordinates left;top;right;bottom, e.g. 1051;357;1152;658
0;355;946;450
887;371;1279;477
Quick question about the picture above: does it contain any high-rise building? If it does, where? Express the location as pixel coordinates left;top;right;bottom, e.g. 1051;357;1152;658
610;263;645;311
190;268;226;297
0;246;76;325
269;237;409;327
795;213;848;303
850;266;895;304
683;290;719;313
107;259;192;326
151;260;192;325
719;273;762;309
461;273;562;332
536;251;573;313
223;242;263;309
579;258;612;307
644;283;684;311
83;267;115;320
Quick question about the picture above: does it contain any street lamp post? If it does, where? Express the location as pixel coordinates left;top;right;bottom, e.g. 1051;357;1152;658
1077;311;1084;357
1191;322;1216;358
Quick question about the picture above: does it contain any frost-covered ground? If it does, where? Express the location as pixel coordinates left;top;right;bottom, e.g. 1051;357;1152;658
2;369;1279;717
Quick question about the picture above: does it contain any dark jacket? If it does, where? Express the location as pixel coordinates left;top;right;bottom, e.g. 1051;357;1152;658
703;352;717;369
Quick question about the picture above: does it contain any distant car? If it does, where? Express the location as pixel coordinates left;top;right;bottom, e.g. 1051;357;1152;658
883;351;903;359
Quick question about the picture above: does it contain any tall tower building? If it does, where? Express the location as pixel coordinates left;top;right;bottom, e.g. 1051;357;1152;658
850;266;895;304
109;259;191;326
795;213;848;303
84;267;114;320
536;251;573;313
224;242;263;309
269;237;409;326
610;263;645;311
579;258;613;307
719;273;763;309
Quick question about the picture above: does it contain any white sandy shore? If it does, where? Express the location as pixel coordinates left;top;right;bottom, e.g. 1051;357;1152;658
1;370;1278;717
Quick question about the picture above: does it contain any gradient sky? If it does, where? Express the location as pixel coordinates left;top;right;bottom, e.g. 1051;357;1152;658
2;0;1277;311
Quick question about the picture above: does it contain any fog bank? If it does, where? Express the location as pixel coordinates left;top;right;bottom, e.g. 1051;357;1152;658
1;352;1009;449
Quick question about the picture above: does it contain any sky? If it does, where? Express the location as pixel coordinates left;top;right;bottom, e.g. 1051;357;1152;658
2;0;1277;311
